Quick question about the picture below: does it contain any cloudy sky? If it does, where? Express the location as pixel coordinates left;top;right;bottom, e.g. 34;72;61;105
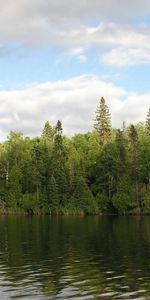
0;0;150;139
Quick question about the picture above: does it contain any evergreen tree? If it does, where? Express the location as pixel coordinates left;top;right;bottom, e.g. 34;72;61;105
115;129;127;180
94;97;111;145
55;120;63;136
146;108;150;136
42;121;55;141
91;143;118;207
31;138;44;202
0;102;149;215
129;125;140;211
72;176;96;213
51;120;68;206
7;164;22;208
66;143;81;189
47;175;59;213
140;138;150;188
52;120;66;164
112;176;134;214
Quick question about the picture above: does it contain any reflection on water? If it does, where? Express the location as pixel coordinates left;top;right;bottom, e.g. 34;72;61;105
0;216;149;299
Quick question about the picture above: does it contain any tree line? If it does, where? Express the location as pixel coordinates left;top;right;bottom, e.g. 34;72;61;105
0;98;149;214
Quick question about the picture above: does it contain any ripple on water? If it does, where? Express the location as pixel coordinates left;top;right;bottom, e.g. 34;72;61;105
0;216;150;299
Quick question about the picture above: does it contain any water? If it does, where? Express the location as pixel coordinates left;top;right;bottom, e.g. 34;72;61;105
0;216;150;299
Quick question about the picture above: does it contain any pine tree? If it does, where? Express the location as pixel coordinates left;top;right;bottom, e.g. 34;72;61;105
53;120;65;158
115;129;127;179
72;176;95;212
129;125;140;211
129;125;138;151
94;97;111;145
47;175;59;213
146;108;150;136
42;121;55;141
51;120;68;206
55;120;63;136
7;164;22;208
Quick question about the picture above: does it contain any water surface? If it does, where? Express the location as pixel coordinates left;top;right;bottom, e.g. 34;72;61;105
0;216;150;299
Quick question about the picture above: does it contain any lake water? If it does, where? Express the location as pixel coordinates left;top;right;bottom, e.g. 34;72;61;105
0;216;150;299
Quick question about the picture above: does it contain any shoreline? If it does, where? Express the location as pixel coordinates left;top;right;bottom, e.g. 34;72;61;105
0;210;149;216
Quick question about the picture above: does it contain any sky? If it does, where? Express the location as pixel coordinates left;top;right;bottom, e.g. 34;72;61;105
0;0;150;139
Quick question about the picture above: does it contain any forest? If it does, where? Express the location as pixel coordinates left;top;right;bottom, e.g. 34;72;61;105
0;97;149;215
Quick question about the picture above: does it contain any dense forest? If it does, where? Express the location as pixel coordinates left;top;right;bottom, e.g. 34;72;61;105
0;97;149;215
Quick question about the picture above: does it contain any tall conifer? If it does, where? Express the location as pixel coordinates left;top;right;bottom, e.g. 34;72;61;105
146;108;150;136
42;121;54;141
94;97;111;145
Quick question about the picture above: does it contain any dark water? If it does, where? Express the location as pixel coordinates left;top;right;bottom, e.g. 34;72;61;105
0;216;150;299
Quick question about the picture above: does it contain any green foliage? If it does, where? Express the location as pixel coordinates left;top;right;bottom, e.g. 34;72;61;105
7;164;22;208
91;142;119;201
143;188;150;210
112;176;134;214
96;193;109;211
21;193;40;213
47;175;59;213
129;125;138;149
71;176;97;213
50;120;69;207
0;102;149;215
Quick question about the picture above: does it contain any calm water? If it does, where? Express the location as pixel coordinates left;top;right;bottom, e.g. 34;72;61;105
0;216;150;299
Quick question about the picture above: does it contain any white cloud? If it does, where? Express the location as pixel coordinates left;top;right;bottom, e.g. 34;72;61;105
0;75;149;140
58;47;87;63
0;0;150;34
0;1;150;67
0;2;149;49
53;23;150;66
65;24;150;49
102;47;150;67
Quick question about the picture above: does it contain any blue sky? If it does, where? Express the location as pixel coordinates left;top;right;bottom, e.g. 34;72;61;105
0;0;150;138
0;45;150;94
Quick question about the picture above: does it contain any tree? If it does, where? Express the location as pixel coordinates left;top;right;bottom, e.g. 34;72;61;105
94;97;111;146
51;120;68;207
115;129;127;180
112;176;134;214
52;120;66;164
66;143;81;189
71;176;96;213
146;108;150;136
0;102;149;215
129;125;140;211
91;143;118;208
47;175;59;213
31;138;44;202
138;136;150;211
55;120;63;135
42;121;55;141
7;164;22;209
